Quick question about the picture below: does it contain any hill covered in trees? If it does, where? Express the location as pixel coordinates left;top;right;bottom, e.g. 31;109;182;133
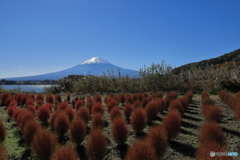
172;49;240;74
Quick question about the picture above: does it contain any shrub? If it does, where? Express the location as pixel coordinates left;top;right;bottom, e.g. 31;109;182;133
50;110;61;127
198;122;226;146
130;108;147;133
36;94;44;103
69;117;86;146
45;103;53;111
138;93;143;102
31;129;58;160
64;107;75;122
71;99;76;108
125;139;158;160
57;101;69;110
16;110;35;131
162;110;181;140
91;113;105;129
26;97;35;106
27;104;36;114
23;120;40;145
119;93;126;105
66;94;71;103
86;101;94;114
7;105;17;117
204;105;221;122
20;95;27;105
1;92;10;106
0;119;6;143
169;99;184;115
52;144;79;160
86;128;107;160
145;99;161;122
111;117;128;145
37;105;51;123
196;142;231;160
178;96;189;111
94;94;102;103
110;106;122;121
123;103;133;120
0;144;8;160
107;99;118;112
55;94;62;104
133;100;141;109
141;97;149;108
54;112;70;137
133;94;139;102
76;106;90;124
46;94;54;104
5;97;13;107
92;102;104;115
125;94;133;104
75;100;84;110
16;94;22;105
147;125;167;158
8;100;17;108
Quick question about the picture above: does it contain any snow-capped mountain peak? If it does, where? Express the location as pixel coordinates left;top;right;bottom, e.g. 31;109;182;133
81;57;110;64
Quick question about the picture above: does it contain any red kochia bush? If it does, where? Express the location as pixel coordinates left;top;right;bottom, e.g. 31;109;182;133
37;105;51;123
5;97;13;107
20;95;27;105
111;117;128;145
123;103;133;120
125;139;158;160
36;94;44;103
162;110;181;140
119;93;126;105
94;94;102;103
0;119;6;143
46;93;54;104
130;108;147;133
75;100;84;110
16;110;35;131
55;94;62;104
16;94;22;105
110;106;122;121
86;128;107;160
7;105;17;117
50;110;61;127
54;112;70;137
91;113;105;129
66;94;71;103
198;122;226;146
57;101;69;110
23;120;40;145
169;99;184;115
107;99;118;112
76;106;90;124
196;142;232;160
69;117;86;146
52;144;79;160
147;125;167;158
144;99;161;122
204;105;221;122
133;100;141;109
1;92;10;106
31;129;58;160
92;102;104;115
64;107;75;122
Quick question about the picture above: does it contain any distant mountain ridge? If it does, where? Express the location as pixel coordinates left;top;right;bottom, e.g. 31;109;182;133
172;49;240;74
1;57;139;81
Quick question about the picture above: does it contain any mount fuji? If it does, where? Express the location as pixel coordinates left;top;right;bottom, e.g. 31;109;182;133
2;57;139;81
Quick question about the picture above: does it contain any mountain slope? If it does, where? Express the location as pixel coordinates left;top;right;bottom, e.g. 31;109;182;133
1;57;139;81
172;49;240;74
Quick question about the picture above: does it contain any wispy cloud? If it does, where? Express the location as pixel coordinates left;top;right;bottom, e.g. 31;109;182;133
19;66;22;68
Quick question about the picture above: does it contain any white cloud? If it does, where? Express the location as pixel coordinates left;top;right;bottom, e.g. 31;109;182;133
19;66;22;68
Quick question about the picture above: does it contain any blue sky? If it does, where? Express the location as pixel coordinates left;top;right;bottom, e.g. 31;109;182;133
1;0;240;78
